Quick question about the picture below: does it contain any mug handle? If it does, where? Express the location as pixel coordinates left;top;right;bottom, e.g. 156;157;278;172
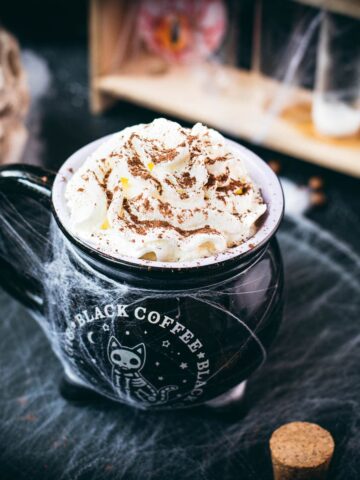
0;164;55;313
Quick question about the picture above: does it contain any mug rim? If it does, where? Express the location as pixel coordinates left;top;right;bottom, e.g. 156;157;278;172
52;133;284;272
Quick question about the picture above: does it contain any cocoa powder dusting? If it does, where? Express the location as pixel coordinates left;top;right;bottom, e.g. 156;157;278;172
104;169;114;206
205;174;216;188
158;200;172;217
77;123;264;254
178;172;195;188
124;134;163;193
179;191;189;200
153;147;178;164
205;155;229;165
217;180;250;194
122;199;218;238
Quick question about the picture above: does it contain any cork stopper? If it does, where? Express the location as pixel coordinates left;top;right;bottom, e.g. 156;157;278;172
270;422;334;480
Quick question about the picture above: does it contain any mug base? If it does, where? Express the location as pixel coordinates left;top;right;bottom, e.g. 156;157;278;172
60;372;103;403
64;366;89;387
205;381;247;408
61;367;247;410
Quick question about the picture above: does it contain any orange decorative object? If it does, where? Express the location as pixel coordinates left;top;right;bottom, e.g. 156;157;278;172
138;0;227;63
154;14;190;54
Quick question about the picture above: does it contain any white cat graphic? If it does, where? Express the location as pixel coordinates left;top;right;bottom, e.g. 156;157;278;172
107;336;178;405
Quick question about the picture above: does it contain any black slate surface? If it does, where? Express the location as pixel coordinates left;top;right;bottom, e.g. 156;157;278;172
0;43;359;480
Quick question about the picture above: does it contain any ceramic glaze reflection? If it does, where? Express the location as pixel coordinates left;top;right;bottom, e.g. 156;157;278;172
0;188;283;409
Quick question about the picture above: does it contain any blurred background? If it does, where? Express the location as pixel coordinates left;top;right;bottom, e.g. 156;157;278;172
0;0;359;249
0;2;359;479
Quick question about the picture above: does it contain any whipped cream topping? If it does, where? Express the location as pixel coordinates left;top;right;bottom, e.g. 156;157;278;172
65;119;266;262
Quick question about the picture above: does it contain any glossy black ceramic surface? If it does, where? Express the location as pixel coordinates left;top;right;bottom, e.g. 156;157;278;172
0;163;283;409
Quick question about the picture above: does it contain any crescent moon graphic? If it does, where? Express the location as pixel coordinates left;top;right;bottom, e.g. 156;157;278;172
87;331;96;344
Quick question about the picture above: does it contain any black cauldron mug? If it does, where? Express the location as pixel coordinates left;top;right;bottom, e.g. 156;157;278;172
0;137;284;410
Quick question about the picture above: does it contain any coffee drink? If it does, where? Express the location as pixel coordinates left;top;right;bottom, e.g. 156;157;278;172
65;119;266;262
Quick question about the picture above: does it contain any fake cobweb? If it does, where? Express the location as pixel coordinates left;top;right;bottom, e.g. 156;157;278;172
0;192;279;410
0;194;359;480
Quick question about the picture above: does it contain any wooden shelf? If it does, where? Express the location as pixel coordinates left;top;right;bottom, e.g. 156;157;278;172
89;0;359;177
292;0;360;19
95;65;360;177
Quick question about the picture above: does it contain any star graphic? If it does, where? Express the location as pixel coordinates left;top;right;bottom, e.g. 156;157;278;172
197;352;205;359
91;358;97;363
125;331;130;335
162;340;170;348
155;361;160;367
158;376;164;381
102;324;110;331
144;330;148;334
182;379;187;383
180;362;188;369
177;352;181;356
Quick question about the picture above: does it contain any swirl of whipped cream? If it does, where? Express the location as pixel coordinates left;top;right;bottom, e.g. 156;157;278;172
65;118;266;262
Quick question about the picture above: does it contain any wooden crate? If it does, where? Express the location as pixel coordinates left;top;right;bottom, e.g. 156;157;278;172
89;0;360;177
